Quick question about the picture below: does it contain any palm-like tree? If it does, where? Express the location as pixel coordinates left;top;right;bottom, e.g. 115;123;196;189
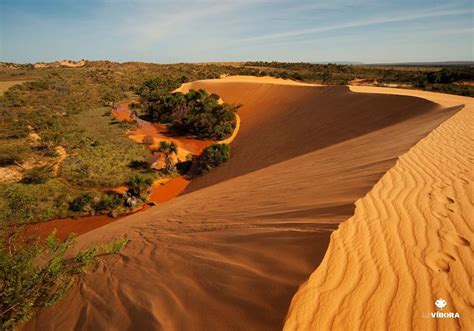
157;141;178;172
158;141;177;155
126;175;153;199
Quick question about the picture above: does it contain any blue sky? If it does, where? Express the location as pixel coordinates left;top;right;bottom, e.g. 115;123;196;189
1;0;472;63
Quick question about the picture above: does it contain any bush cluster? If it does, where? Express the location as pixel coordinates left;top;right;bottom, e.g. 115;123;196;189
68;191;123;215
20;166;53;184
143;89;237;139
125;175;153;199
197;143;231;174
68;192;94;213
243;61;474;95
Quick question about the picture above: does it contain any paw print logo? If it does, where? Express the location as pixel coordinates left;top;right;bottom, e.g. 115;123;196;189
435;298;447;310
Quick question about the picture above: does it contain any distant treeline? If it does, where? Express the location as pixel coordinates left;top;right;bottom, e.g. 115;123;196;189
244;61;474;96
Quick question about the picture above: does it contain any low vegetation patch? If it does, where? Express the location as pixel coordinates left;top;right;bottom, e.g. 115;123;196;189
0;143;28;166
58;106;153;189
0;228;129;330
0;62;244;223
198;143;231;174
0;180;73;223
20;165;53;184
125;175;153;199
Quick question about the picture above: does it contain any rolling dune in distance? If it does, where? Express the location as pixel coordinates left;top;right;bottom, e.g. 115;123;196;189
24;77;466;330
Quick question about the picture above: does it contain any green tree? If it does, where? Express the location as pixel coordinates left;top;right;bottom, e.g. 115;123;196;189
68;192;94;213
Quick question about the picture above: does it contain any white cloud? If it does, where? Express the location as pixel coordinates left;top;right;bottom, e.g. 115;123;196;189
240;7;473;42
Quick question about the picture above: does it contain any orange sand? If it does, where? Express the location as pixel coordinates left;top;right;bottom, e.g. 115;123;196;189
149;176;191;205
284;86;473;331
24;77;466;330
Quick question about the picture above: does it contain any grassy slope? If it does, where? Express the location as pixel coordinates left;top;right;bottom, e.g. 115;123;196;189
59;106;152;188
0;106;154;222
0;81;32;96
0;63;245;223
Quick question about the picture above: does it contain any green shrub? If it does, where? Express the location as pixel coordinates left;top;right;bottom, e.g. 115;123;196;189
20;166;53;184
74;246;99;272
31;144;58;158
176;160;193;175
93;193;123;212
198;143;230;174
128;160;150;170
3;187;35;223
0;229;129;330
103;236;129;254
136;77;181;98
125;175;153;198
68;192;94;213
42;147;59;158
6;121;29;139
0;181;72;224
157;141;177;154
129;102;141;110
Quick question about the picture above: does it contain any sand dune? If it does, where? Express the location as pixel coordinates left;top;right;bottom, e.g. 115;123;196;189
181;79;459;193
176;75;321;92
25;78;465;330
285;87;473;331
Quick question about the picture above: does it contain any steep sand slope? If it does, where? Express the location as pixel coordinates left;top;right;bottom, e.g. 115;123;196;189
285;88;473;331
180;79;457;193
25;79;461;330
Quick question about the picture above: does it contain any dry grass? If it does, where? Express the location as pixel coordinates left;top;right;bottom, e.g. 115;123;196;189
0;80;31;96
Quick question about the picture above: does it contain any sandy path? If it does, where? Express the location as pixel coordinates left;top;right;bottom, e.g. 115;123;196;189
24;79;464;330
52;146;67;175
285;88;473;330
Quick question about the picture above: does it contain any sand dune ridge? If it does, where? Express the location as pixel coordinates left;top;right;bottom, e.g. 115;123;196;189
285;87;473;331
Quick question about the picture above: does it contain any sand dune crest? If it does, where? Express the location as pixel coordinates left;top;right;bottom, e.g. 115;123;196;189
284;90;473;331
